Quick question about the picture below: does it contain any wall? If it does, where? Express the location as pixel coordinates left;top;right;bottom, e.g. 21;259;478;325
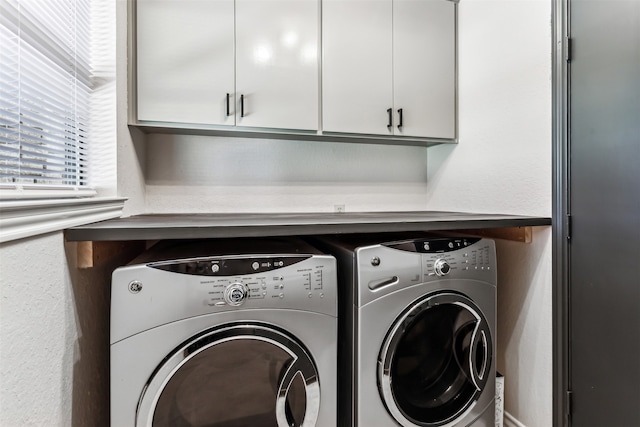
426;1;553;426
144;134;431;213
0;233;128;427
496;227;552;427
428;0;551;217
0;234;73;426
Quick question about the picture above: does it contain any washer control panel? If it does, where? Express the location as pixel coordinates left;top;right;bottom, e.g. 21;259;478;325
112;254;337;343
196;265;328;308
357;237;496;305
117;254;335;310
421;238;494;280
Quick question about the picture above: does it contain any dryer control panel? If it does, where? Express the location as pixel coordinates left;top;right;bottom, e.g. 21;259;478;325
111;254;337;343
148;255;330;307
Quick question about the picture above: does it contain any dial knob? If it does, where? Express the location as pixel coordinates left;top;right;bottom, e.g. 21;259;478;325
434;259;451;276
224;282;248;306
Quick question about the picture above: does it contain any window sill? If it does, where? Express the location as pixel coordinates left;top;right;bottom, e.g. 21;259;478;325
0;197;126;243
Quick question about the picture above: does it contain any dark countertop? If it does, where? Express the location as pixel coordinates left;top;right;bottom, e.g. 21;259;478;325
65;211;552;241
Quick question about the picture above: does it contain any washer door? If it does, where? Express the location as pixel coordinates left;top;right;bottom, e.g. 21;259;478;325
137;323;320;427
378;292;492;427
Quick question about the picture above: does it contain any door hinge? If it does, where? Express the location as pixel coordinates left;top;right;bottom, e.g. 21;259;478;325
564;37;573;62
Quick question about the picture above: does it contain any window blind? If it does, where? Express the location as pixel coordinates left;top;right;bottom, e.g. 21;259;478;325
0;0;92;191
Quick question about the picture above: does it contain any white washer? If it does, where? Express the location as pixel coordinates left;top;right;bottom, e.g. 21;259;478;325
110;239;337;427
316;235;496;427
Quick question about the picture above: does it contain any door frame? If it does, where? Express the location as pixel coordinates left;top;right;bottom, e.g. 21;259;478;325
552;0;570;426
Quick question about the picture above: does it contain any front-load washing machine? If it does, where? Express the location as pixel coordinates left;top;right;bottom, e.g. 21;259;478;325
110;238;337;427
316;235;496;427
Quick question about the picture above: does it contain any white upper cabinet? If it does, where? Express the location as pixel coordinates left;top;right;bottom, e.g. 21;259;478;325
322;0;393;135
393;0;455;139
323;0;456;139
136;0;235;126
235;0;319;131
136;0;319;131
134;0;455;141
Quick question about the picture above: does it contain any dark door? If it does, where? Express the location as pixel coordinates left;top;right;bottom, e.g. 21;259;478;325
569;0;640;425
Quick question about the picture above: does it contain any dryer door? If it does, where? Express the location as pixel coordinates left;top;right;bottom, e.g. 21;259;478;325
137;323;320;427
379;292;493;427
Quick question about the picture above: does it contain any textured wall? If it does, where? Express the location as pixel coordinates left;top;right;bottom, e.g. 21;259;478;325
427;0;552;217
496;227;552;427
144;134;431;213
426;1;553;426
0;233;74;426
0;233;125;427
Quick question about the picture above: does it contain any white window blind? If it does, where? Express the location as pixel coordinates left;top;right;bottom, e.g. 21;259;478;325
0;0;93;194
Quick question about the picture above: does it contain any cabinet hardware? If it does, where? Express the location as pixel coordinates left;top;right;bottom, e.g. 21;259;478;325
226;93;230;117
387;108;393;128
397;108;403;129
566;390;573;420
240;94;245;117
564;37;572;63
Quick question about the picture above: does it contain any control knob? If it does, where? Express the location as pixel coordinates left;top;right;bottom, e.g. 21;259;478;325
224;282;248;306
434;259;451;276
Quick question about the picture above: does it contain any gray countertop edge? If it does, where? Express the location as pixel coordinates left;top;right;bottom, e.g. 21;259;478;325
64;212;552;242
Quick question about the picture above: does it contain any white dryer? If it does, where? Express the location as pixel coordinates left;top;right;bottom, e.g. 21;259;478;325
110;239;337;427
316;235;496;427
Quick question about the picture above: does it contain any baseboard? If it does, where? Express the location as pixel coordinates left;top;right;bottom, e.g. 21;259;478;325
504;411;527;427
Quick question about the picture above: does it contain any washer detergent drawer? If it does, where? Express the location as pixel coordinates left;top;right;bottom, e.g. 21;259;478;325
356;245;422;306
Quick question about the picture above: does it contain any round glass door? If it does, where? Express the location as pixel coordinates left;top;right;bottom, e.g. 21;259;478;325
137;323;320;427
378;292;492;427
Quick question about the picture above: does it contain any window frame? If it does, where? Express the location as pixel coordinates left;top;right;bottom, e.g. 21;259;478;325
0;0;123;243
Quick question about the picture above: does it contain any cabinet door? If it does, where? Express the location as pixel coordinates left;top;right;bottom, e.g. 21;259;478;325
136;0;234;125
235;0;319;130
322;0;393;135
393;0;456;139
